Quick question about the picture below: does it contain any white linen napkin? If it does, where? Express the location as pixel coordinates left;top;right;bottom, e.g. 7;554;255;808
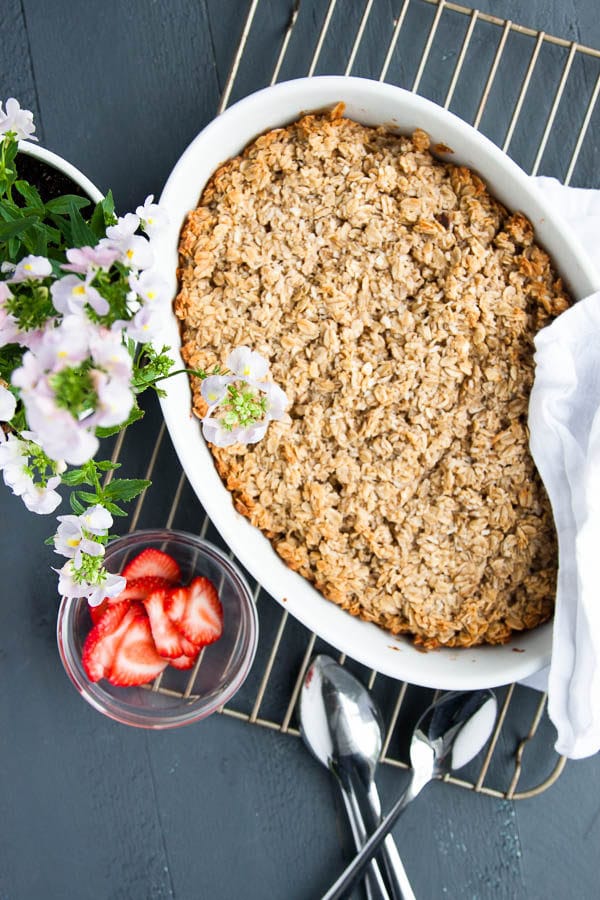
521;176;600;759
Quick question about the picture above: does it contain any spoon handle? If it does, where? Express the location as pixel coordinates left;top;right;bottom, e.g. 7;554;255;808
365;782;416;900
339;783;391;900
322;774;426;900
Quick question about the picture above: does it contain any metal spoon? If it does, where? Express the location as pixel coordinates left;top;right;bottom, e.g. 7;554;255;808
299;655;415;900
321;688;498;900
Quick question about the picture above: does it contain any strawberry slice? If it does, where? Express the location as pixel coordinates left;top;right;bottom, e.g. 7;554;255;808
106;606;169;687
122;548;181;584
82;601;135;682
163;587;202;654
89;576;171;625
89;599;110;626
143;588;188;658
165;576;223;647
169;653;199;670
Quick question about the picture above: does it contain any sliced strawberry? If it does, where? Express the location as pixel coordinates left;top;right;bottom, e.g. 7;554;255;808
169;653;199;670
179;633;202;657
89;576;171;625
106;607;168;687
122;548;181;584
143;588;187;658
166;585;187;622
165;576;223;647
82;601;135;682
89;599;110;625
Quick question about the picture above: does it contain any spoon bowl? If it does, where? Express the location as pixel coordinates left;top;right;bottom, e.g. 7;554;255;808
299;655;414;900
322;688;498;900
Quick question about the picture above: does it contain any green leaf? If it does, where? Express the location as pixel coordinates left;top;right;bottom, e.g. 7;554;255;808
89;191;115;237
103;478;151;503
0;344;25;381
0;214;39;240
96;460;121;472
14;179;43;209
70;493;86;515
60;468;89;487
45;194;91;215
95;404;144;437
103;501;127;517
68;200;96;247
76;490;102;504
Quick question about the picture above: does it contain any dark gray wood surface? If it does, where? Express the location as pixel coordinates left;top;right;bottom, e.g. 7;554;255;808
1;2;600;898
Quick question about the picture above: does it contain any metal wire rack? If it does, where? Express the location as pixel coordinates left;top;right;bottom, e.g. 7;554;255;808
108;0;600;799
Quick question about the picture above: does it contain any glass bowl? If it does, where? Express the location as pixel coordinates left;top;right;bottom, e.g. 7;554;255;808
57;529;259;728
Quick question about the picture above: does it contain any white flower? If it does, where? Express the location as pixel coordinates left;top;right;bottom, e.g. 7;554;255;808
100;212;154;272
51;273;109;317
201;374;234;407
201;416;270;448
61;245;120;274
105;213;140;242
0;434;61;514
54;507;110;568
21;475;61;514
123;304;164;343
0;384;16;423
262;381;289;419
128;269;168;305
0;98;37;141
135;195;168;237
7;254;52;284
79;504;113;534
120;235;154;271
90;370;134;428
226;346;270;382
55;560;126;605
0;434;30;494
200;362;289;449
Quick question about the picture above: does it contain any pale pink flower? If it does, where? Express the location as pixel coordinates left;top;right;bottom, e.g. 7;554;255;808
0;98;37;141
7;254;52;283
0;307;20;348
61;245;120;274
20;389;98;464
51;273;109;317
89;330;132;380
90;370;134;428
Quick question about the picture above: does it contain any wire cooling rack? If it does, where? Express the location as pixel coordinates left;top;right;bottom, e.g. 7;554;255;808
109;0;600;798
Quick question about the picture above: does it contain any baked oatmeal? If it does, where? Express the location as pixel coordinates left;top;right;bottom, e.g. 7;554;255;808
174;105;570;649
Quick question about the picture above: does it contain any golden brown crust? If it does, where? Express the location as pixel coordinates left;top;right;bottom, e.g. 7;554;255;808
175;110;567;649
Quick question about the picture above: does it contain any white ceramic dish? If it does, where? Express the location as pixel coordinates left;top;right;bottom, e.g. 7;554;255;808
154;76;600;689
